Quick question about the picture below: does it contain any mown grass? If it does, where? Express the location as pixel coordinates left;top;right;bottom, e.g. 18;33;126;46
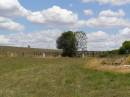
0;57;130;97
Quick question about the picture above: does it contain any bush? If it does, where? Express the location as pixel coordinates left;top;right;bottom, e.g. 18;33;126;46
119;47;126;54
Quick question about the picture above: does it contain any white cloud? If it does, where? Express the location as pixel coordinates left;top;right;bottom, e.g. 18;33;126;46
0;0;28;17
87;28;130;51
0;0;129;31
86;16;130;28
81;0;130;5
0;16;24;31
7;29;62;49
86;9;130;28
0;0;27;32
0;35;9;45
84;9;93;16
88;31;108;42
0;0;85;30
99;9;125;17
26;6;84;29
119;27;130;40
0;0;86;31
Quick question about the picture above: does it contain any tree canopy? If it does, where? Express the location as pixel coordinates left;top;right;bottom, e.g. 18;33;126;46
119;41;130;54
56;31;77;57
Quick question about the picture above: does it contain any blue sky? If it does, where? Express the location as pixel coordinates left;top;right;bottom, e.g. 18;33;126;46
18;0;130;32
0;0;130;51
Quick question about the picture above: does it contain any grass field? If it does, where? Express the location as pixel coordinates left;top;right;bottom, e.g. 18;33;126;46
0;57;130;97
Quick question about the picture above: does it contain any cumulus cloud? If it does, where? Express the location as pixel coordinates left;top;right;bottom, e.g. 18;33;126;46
0;16;24;31
86;9;130;28
7;29;62;49
0;35;10;45
4;0;129;30
99;9;125;17
0;0;86;31
86;16;130;28
26;6;84;29
81;0;130;5
0;0;28;17
87;31;117;51
84;9;93;16
87;28;130;51
30;5;78;24
0;0;27;32
0;0;85;29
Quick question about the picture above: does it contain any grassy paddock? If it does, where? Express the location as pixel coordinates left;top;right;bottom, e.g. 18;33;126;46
0;57;130;97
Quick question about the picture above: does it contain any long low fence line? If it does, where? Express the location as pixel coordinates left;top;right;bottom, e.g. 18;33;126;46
84;51;108;56
0;46;62;58
0;46;112;58
77;51;110;57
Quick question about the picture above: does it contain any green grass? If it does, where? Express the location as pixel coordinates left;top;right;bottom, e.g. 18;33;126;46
0;57;130;97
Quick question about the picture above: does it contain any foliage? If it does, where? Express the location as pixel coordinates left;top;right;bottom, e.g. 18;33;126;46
119;41;130;54
57;31;77;57
119;47;127;54
123;41;130;50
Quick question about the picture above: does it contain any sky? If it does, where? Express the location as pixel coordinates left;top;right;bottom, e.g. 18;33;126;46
0;0;130;51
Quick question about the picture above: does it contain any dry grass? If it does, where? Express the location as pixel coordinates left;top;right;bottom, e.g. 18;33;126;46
0;57;130;97
85;56;130;73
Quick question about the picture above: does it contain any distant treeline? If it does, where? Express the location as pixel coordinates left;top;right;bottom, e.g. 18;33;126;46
101;41;130;56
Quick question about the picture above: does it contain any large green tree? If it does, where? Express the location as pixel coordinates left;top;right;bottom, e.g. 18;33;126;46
119;41;130;54
57;31;77;57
